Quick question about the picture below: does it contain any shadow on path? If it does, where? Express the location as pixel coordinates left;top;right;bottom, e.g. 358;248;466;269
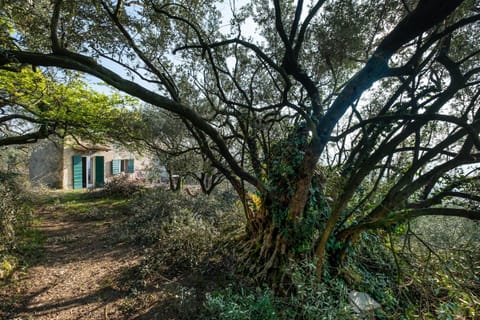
2;196;142;320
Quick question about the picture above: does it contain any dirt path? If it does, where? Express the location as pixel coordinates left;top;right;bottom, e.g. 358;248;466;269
1;197;142;320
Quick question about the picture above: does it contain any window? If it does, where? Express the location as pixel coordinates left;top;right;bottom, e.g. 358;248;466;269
112;159;134;175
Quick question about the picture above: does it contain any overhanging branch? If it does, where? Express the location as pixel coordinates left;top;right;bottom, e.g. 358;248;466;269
0;50;262;190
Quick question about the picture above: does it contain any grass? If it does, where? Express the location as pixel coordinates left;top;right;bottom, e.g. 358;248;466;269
33;189;86;205
0;227;45;288
36;190;131;219
15;228;46;262
0;255;17;280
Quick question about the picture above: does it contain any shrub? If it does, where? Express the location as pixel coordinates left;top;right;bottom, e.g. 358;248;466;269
119;185;479;319
119;187;243;279
339;220;480;319
202;265;354;320
119;187;358;319
287;261;355;319
0;172;32;280
140;214;219;278
0;173;31;253
89;174;143;198
0;255;17;280
203;286;278;320
399;217;480;319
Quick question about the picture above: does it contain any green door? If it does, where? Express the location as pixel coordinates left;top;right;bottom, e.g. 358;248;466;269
72;155;83;189
95;156;105;187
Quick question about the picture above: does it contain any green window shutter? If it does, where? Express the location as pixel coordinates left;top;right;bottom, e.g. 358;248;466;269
112;159;120;175
127;159;134;173
95;156;105;187
72;155;83;189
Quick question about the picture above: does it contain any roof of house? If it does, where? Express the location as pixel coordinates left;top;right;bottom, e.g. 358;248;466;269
71;144;111;152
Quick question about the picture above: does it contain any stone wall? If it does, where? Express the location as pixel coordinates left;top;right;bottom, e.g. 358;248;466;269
29;139;64;188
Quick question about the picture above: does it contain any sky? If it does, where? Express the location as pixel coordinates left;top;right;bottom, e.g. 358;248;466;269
87;0;314;97
88;0;255;95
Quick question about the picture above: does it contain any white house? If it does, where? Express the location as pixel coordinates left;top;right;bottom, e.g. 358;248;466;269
29;139;151;189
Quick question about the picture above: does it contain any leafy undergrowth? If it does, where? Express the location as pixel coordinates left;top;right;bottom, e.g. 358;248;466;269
113;185;243;319
0;173;45;318
198;230;479;320
0;172;40;284
3;177;478;319
106;185;479;319
111;186;357;319
332;219;480;320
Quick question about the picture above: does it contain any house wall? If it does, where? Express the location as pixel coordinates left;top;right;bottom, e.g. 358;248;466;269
63;145;152;189
29;137;153;190
107;150;152;182
29;139;64;188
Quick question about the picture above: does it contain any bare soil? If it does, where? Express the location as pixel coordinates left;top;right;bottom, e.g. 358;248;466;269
0;193;193;320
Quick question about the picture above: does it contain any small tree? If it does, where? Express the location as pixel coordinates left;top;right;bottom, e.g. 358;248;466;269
0;67;133;147
117;106;225;194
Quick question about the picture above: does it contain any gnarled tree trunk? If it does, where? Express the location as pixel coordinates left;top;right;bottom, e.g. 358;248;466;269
237;131;331;293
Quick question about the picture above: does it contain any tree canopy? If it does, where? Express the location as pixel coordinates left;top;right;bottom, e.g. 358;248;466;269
1;0;479;285
0;67;134;146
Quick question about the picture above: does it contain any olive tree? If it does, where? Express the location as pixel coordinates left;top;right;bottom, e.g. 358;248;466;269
128;106;225;194
1;0;479;288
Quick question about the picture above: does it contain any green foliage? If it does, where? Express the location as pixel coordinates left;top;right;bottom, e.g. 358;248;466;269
118;186;242;278
203;286;278;320
0;145;30;173
0;255;16;280
14;227;45;264
0;68;137;145
0;172;32;253
339;232;400;317
286;261;354;319
141;218;218;278
0;172;42;282
400;217;480;319
337;223;479;319
203;262;354;320
264;128;329;254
